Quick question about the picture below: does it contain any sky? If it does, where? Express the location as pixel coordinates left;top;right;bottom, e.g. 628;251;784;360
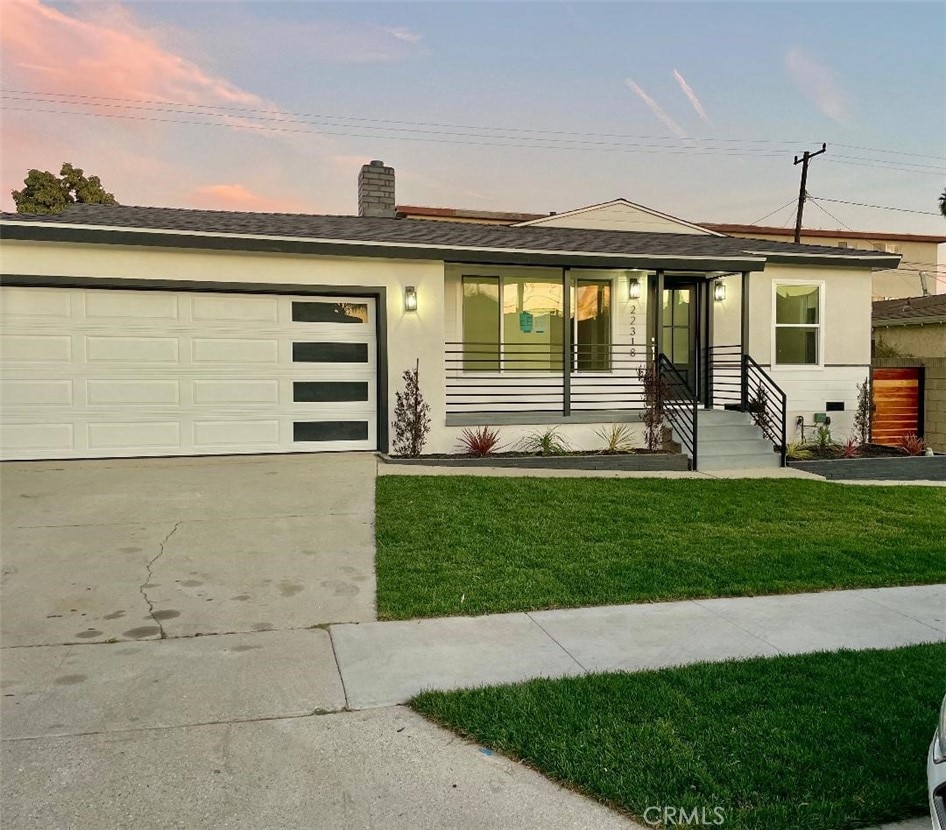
2;0;945;236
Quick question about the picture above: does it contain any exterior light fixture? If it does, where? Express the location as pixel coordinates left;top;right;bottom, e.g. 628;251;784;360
714;281;727;302
404;285;418;312
628;277;642;300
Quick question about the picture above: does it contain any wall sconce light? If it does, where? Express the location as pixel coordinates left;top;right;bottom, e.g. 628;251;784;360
628;277;642;300
713;281;727;302
404;285;418;312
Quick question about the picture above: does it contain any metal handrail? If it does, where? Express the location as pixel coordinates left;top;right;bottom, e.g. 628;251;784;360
657;353;698;470
743;355;788;466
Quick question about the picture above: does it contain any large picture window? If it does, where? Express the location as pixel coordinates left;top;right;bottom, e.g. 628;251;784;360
774;282;822;366
461;274;611;372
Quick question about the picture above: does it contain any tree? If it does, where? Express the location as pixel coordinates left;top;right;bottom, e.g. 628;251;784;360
940;187;946;218
12;163;117;214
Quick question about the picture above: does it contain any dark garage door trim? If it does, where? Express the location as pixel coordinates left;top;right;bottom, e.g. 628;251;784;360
1;274;389;453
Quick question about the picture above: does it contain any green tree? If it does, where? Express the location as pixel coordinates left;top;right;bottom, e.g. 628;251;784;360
12;163;117;214
939;187;946;218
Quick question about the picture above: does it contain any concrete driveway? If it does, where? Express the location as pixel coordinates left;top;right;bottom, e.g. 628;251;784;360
1;453;632;829
1;453;376;646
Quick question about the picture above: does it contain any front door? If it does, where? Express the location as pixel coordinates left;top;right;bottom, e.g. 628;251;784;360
661;280;700;394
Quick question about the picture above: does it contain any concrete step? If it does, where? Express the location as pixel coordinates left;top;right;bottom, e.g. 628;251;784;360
697;438;777;457
697;451;782;471
698;424;768;441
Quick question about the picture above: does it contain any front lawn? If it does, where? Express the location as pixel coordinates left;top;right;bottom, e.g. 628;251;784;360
412;643;946;830
375;477;946;619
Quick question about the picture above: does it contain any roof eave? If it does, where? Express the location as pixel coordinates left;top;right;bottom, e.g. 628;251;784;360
0;222;769;272
746;250;902;269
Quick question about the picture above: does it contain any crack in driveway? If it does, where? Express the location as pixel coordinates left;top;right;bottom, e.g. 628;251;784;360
140;521;182;639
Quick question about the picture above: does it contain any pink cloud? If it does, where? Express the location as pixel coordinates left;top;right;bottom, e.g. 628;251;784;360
2;0;266;107
188;184;314;214
0;1;330;212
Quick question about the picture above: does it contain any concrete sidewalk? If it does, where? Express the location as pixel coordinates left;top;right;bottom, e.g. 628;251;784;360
330;584;946;709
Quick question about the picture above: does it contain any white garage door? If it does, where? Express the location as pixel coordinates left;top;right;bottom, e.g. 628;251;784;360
0;286;378;460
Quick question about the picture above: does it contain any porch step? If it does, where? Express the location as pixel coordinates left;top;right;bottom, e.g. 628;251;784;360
697;450;781;471
671;409;782;472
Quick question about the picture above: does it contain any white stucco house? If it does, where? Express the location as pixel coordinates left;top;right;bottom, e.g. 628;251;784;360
0;161;901;469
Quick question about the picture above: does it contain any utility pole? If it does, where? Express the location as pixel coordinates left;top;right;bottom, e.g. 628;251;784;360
793;143;827;243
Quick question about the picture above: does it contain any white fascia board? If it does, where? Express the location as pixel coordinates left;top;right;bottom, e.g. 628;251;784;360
0;220;765;264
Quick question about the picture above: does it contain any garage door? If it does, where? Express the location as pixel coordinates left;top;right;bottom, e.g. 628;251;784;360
0;286;378;460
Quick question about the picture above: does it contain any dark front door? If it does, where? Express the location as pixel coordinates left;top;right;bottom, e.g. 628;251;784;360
661;280;700;394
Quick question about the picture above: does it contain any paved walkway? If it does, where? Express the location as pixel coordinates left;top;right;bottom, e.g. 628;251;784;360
329;584;946;709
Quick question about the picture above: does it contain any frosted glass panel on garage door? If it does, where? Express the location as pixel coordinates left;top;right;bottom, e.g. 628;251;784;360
0;286;377;459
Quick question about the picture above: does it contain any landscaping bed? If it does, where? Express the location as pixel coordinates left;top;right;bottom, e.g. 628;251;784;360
791;454;946;481
380;451;689;472
375;477;946;619
411;643;946;830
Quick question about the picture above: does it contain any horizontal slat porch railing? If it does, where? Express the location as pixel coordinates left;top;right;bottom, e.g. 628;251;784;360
445;342;646;416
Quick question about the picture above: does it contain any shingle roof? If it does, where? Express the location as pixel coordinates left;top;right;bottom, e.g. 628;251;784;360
0;204;901;268
873;294;946;324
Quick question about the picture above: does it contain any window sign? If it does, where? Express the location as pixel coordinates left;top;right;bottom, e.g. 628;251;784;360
519;311;534;333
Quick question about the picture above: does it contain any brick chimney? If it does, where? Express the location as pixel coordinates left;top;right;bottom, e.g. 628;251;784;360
357;160;395;218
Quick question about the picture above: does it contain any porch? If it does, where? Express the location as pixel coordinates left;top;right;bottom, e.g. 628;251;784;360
442;267;787;469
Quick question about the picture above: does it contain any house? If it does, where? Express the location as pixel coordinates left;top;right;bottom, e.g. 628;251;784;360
871;294;946;451
873;294;946;358
0;161;901;469
396;205;944;301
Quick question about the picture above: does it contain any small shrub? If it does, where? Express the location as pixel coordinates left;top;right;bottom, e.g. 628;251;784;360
787;441;813;460
840;438;860;459
594;423;635;454
814;425;836;455
392;359;431;457
638;363;668;452
853;377;871;445
898;433;926;456
521;427;570;456
457;426;503;457
748;383;773;436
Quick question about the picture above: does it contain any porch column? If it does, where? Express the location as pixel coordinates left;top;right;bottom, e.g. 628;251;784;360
704;279;714;408
740;270;750;410
653;269;665;358
562;267;571;416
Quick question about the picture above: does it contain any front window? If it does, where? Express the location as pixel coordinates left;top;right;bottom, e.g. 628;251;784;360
774;283;821;365
461;273;611;372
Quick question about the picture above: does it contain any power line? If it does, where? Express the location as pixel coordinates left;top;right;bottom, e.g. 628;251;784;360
750;197;799;225
5;90;945;169
826;158;946;176
806;196;855;230
0;88;814;147
0;103;804;157
834;153;946;172
834;143;946;162
810;196;943;216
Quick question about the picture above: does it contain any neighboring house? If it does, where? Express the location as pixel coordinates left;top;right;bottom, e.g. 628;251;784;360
0;162;900;469
397;206;945;301
871;295;946;451
701;224;945;302
872;294;946;358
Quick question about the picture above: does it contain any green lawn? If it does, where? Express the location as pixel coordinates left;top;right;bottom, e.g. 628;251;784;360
376;477;946;619
412;644;946;830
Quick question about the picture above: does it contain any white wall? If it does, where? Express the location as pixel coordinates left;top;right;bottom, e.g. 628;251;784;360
748;263;873;439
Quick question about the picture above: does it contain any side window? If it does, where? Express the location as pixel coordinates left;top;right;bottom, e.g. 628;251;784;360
774;283;821;366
